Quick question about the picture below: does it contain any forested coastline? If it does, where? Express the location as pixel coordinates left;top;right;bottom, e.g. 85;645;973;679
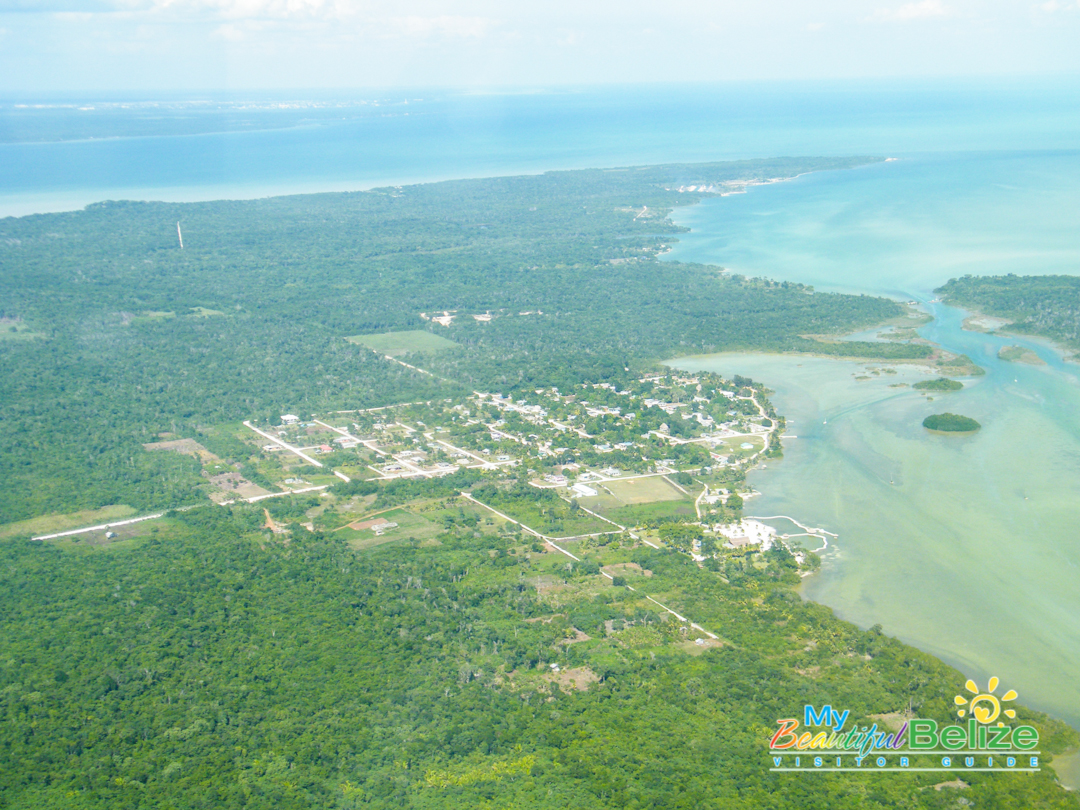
3;160;1075;809
0;157;930;521
937;274;1080;349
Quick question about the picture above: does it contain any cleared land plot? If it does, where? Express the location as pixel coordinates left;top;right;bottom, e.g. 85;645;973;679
606;499;697;526
339;508;440;549
210;478;270;502
713;435;765;456
578;477;693;524
469;496;611;538
602;562;652;580
143;438;221;464
0;325;43;341
603;476;685;504
0;505;138;540
47;518;161;550
346;330;460;356
574;492;625;513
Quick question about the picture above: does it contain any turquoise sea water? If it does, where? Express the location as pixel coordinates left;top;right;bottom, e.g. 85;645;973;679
666;148;1080;750
3;80;1080;216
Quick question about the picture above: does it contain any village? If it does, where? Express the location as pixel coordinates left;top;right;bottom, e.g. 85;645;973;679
209;370;830;572
29;369;833;583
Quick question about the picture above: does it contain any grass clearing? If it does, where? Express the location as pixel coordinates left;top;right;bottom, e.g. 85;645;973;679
603;476;685;505
340;507;441;549
0;317;43;340
189;306;226;317
346;330;460;356
713;435;765;456
0;505;138;540
49;517;166;551
0;328;43;341
606;499;697;526
576;492;625;512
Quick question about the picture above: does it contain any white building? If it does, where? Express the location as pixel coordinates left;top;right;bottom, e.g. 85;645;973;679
571;483;598;498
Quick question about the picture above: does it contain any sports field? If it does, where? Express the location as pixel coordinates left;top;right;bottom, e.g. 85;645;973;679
603;476;685;504
579;475;694;525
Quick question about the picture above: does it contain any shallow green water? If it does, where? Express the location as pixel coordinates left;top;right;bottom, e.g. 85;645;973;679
665;151;1080;742
675;347;1080;733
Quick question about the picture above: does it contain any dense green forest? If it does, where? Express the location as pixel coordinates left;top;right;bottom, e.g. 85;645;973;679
0;157;929;522
937;274;1080;348
1;506;1076;809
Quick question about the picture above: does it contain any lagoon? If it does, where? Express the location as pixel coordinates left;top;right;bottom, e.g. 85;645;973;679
666;150;1080;741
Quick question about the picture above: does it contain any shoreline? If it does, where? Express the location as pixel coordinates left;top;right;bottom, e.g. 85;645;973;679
954;304;1078;365
659;170;1080;785
0;171;537;219
670;346;1080;786
0;155;886;221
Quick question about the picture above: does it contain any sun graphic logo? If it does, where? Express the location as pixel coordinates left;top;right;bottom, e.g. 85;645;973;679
954;677;1018;724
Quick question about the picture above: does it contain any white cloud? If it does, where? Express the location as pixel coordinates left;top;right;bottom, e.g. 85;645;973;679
34;0;502;37
51;10;97;21
557;29;581;46
211;21;246;38
392;15;498;39
0;0;361;18
1038;0;1080;11
872;0;951;21
0;0;114;9
154;0;355;19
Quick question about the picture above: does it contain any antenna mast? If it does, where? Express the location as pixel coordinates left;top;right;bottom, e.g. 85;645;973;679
177;221;184;249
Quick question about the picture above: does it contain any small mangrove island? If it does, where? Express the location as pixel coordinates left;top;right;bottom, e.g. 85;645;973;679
998;345;1046;365
923;412;982;432
913;377;964;391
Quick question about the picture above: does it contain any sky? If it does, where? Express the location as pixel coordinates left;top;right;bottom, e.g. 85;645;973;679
1;0;1079;92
